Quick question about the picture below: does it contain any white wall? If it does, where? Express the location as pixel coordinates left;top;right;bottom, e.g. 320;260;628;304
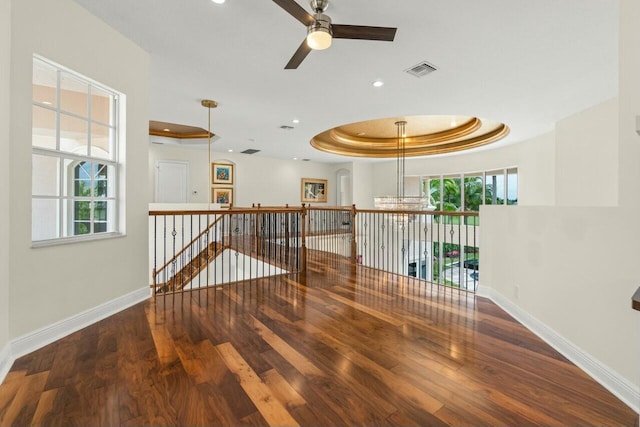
0;0;11;356
352;162;375;209
481;205;639;408
149;142;337;206
618;0;640;209
555;98;619;206
480;0;640;408
8;0;150;338
616;0;640;405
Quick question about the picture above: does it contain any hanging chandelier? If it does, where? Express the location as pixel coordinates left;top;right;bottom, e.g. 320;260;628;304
374;120;433;213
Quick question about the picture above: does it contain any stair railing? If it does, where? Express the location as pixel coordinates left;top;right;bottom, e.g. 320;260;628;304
151;212;226;294
150;207;306;295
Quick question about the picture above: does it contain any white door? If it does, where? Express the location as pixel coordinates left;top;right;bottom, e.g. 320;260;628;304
156;161;189;203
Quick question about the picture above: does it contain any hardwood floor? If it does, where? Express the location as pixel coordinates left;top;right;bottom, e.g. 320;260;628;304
0;254;637;426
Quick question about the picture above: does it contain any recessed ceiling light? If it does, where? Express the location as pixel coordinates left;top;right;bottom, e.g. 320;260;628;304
228;149;233;152
372;80;384;88
292;119;300;124
293;157;297;160
163;128;171;132
211;0;225;4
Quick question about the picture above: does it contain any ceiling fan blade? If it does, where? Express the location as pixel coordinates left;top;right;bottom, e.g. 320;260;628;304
272;0;315;26
285;39;312;69
332;25;397;41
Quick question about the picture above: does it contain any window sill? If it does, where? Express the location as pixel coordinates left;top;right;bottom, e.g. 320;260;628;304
31;232;125;248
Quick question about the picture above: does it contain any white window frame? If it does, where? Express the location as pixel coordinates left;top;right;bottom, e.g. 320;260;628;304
31;55;121;245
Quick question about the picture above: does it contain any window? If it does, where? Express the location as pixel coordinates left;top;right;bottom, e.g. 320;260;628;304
424;177;442;210
485;170;505;205
506;167;518;205
422;168;518;210
32;56;120;243
463;175;483;212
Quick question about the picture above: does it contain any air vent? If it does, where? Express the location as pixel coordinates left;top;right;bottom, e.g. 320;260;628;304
279;125;295;130
405;61;437;78
241;149;260;155
302;159;311;162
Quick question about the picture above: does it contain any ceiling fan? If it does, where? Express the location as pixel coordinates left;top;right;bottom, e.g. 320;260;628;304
273;0;397;69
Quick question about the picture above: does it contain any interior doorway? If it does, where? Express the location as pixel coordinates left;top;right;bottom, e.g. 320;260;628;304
336;168;352;206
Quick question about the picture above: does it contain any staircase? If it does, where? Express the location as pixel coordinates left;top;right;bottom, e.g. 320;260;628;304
156;241;226;293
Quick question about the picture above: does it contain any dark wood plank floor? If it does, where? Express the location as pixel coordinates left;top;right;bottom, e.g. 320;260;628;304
0;254;637;426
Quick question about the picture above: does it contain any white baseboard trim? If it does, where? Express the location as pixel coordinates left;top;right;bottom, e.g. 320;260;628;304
481;286;640;413
0;343;11;386
0;286;149;384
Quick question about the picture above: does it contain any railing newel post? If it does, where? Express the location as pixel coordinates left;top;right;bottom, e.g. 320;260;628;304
351;204;357;266
301;203;307;273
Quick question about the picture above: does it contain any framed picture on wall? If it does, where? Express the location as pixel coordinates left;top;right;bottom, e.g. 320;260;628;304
212;162;234;185
212;187;233;206
301;178;328;203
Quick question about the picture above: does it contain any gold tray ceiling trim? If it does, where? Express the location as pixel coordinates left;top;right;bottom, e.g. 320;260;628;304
311;115;509;158
149;120;214;139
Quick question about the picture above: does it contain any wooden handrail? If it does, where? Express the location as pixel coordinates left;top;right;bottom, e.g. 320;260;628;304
150;206;477;217
355;208;479;216
150;207;303;216
150;207;476;274
305;206;353;212
632;286;640;311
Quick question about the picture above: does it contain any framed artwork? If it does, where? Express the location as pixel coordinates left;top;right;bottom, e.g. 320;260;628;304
212;162;234;185
301;178;328;203
212;187;233;205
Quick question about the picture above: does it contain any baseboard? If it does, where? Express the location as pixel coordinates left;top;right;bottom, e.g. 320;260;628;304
481;286;640;413
0;343;11;386
0;286;149;384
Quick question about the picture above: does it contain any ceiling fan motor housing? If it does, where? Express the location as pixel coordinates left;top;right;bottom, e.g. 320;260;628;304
310;0;328;13
308;13;332;34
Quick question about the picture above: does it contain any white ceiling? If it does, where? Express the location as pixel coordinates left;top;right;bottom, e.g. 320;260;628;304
72;0;619;163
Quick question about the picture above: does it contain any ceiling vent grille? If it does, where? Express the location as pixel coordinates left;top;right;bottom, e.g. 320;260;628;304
241;149;260;155
405;61;437;78
279;125;295;130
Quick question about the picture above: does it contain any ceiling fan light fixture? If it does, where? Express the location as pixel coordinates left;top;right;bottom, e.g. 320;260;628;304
307;29;331;50
306;13;332;50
